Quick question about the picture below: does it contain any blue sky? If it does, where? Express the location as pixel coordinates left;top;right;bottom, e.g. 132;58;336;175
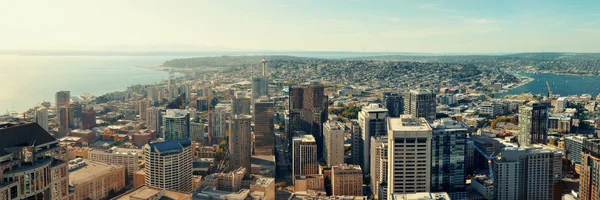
0;0;599;53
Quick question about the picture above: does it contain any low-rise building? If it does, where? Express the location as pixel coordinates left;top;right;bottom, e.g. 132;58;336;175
331;164;363;196
88;147;140;178
249;177;275;200
192;186;250;200
68;159;126;200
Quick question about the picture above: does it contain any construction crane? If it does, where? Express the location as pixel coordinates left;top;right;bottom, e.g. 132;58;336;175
546;81;552;99
467;139;496;181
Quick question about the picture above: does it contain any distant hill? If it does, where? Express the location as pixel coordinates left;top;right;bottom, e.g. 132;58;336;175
161;55;324;68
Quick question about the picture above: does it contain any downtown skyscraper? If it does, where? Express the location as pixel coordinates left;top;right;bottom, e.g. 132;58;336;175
358;103;388;172
144;139;193;193
430;119;468;199
404;89;436;121
518;102;549;146
254;97;275;155
162;109;190;140
288;82;328;159
229;115;252;172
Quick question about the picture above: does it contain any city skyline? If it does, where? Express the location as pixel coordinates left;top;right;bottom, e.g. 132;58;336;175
1;0;599;53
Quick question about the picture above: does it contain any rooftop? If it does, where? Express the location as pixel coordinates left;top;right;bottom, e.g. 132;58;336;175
146;138;192;154
293;134;316;142
113;185;191;200
0;122;57;156
391;192;451;200
361;103;388;113
430;118;469;130
388;115;432;132
252;177;275;187
69;160;122;185
165;109;188;118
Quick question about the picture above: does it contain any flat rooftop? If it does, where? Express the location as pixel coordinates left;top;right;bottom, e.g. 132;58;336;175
392;192;451;200
69;160;122;185
114;185;191;200
388;115;432;132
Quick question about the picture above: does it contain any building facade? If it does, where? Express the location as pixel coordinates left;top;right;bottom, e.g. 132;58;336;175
383;93;404;118
358;103;388;173
229;115;252;172
68;159;126;200
430;119;468;199
580;139;600;200
292;135;318;181
323;121;344;167
387;115;432;198
370;136;387;199
0;123;70;200
88;147;139;178
254;97;275;155
493;147;562;200
144;139;193;193
331;164;363;196
288;83;328;160
518;102;549;146
162;109;190;140
404;89;436;121
35;107;49;131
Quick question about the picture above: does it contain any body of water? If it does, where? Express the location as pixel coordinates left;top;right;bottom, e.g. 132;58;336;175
0;55;176;113
505;73;600;96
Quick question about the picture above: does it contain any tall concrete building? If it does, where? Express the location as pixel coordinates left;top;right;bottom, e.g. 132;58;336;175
162;109;190;140
144;139;193;193
384;92;404;117
323;120;344;167
0;123;70;200
518;102;549;146
139;99;151;121
370;136;388;199
196;97;209;112
229;115;252;172
331;164;363;196
493;147;562;200
232;94;251;115
581;139;600;200
254;97;275;155
404;89;436;121
55;90;70;114
35;107;48;131
147;86;159;103
251;77;269;105
146;107;162;133
430;119;468;199
350;122;361;165
387;115;433;198
211;109;227;143
292;135;318;180
57;106;72;138
288;83;328;159
68;159;126;200
190;122;204;143
565;135;585;164
81;108;96;129
358;103;388;172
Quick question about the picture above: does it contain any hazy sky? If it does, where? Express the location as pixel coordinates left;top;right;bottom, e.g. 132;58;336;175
1;0;599;53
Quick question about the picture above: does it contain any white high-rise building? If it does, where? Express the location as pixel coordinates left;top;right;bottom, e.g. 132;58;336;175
162;109;190;140
358;103;388;172
144;139;193;193
323;120;344;167
35;107;48;131
387;115;432;198
370;136;388;199
493;147;562;200
293;135;318;182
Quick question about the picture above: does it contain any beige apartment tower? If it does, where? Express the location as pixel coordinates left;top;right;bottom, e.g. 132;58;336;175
293;135;318;180
387;115;432;198
229;115;252;172
144;139;193;193
323;120;344;167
